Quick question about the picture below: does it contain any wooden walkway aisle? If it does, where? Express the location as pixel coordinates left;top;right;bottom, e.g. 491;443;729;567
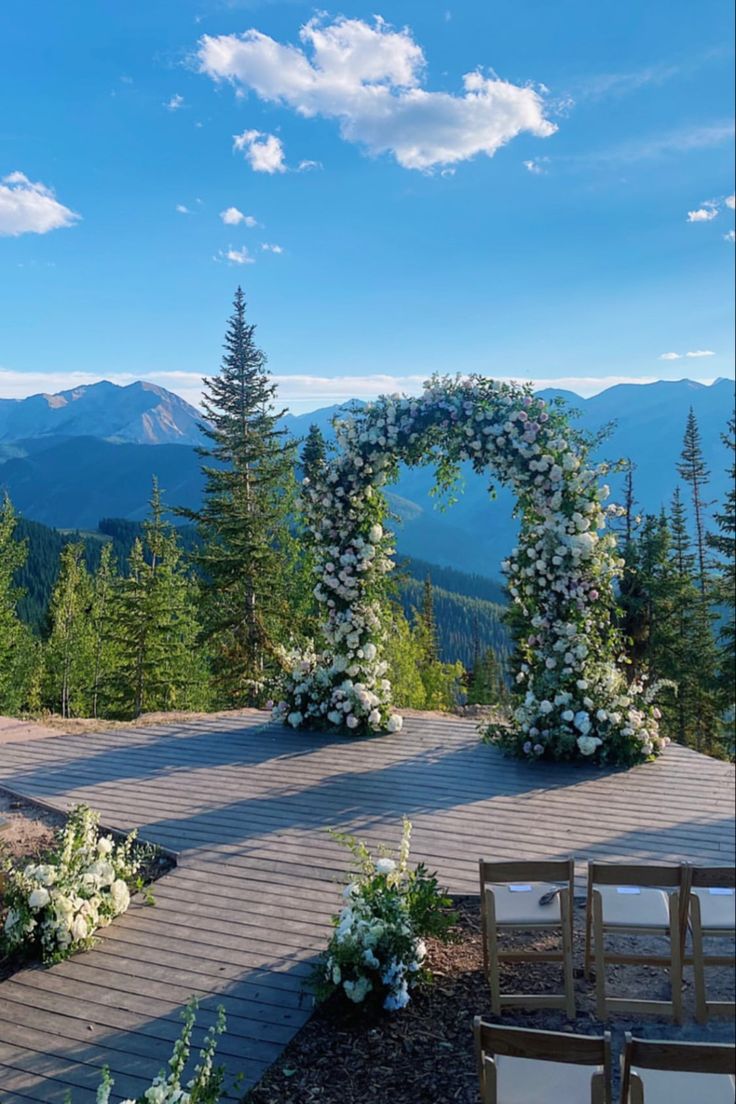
0;712;733;1102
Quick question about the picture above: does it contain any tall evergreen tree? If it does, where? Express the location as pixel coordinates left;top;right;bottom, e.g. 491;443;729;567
43;542;94;717
707;416;735;641
181;288;297;704
0;495;37;713
112;482;204;717
301;423;327;484
668;489;723;753
707;415;735;734
89;543;118;718
677;408;712;600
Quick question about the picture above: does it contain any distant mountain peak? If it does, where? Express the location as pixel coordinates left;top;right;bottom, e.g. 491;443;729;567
0;379;204;446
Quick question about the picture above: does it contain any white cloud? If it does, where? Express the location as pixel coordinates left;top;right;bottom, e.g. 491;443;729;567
199;15;556;171
725;229;736;243
726;194;735;210
297;159;322;171
0;172;80;237
523;157;549;175
687;205;718;222
217;245;255;265
220;206;257;226
261;242;283;253
175;203;191;214
660;349;716;360
233;129;286;173
165;93;184;111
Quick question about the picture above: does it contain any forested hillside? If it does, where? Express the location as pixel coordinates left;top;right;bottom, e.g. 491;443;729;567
14;515;509;665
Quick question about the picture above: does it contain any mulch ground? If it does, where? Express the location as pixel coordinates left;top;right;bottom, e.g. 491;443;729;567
245;897;735;1104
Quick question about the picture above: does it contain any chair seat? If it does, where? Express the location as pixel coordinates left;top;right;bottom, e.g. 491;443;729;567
485;883;563;926
597;885;671;929
629;1067;736;1104
496;1055;601;1103
691;887;736;931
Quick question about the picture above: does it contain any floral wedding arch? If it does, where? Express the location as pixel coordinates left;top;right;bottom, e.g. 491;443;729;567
273;376;667;766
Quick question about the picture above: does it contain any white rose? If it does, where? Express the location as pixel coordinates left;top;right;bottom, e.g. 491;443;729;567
368;524;383;543
97;837;114;857
346;715;359;729
29;887;50;910
375;858;396;875
577;735;602;756
539;700;553;714
109;879;130;915
70;913;88;942
387;714;403;733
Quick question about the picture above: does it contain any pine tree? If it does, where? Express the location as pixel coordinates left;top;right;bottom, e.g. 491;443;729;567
301;423;327;484
181;288;297;704
467;646;505;705
112;482;204;717
668;489;723;753
0;495;37;713
43;541;94;717
707;416;735;646
89;543;118;718
707;415;735;741
678;408;712;600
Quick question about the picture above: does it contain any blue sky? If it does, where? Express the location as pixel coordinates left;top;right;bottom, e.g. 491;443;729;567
1;0;734;413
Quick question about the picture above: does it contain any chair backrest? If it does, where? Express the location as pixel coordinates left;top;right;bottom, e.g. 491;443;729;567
621;1033;736;1103
479;857;574;891
588;861;684;889
688;864;736;889
474;1018;612;1104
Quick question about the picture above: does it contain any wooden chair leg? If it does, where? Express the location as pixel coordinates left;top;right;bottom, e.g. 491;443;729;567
561;889;576;1019
592;891;608;1021
669;893;683;1024
485;890;501;1015
584;876;593;979
690;899;709;1024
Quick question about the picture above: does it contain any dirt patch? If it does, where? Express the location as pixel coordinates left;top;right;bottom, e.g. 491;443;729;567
245;897;735;1104
0;707;269;741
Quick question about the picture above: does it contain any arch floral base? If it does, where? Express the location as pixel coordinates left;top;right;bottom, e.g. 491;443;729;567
272;376;668;767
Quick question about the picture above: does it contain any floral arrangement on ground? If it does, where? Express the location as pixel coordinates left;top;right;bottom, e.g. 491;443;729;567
69;998;227;1104
1;802;169;967
317;818;456;1012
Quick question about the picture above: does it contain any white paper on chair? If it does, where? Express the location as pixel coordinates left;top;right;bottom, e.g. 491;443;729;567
708;887;734;896
508;884;533;892
616;887;641;894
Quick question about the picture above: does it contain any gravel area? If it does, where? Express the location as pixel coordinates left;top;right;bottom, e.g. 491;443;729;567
246;897;735;1104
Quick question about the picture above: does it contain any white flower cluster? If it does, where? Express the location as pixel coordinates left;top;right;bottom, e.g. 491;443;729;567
276;375;666;765
89;999;227;1104
322;819;447;1013
2;804;142;964
328;854;428;1011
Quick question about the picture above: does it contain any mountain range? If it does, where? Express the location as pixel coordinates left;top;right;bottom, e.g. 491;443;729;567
1;376;733;577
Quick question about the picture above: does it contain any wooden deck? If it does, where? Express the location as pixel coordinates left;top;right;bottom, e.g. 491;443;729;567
0;712;733;1102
